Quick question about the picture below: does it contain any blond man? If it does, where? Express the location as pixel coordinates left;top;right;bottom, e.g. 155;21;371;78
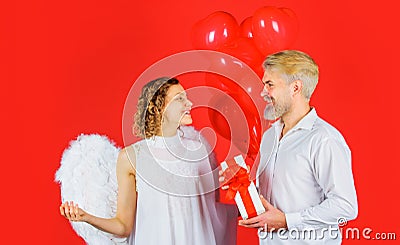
239;50;358;244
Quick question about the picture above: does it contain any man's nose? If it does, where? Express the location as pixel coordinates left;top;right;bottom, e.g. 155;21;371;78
260;87;269;97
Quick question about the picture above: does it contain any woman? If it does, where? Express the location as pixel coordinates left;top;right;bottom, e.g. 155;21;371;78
60;77;237;244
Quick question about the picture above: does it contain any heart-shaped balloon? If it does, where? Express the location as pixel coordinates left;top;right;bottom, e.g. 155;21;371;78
239;16;255;39
218;37;264;71
252;6;299;55
191;11;239;50
208;89;263;159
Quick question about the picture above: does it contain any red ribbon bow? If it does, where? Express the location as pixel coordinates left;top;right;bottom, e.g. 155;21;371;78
222;159;257;218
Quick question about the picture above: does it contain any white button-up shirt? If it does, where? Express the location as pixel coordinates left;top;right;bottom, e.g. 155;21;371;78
256;108;358;244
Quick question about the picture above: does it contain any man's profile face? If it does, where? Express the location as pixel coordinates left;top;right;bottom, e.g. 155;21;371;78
261;69;293;120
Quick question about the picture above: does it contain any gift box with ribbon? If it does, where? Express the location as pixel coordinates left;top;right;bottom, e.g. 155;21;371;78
220;155;265;220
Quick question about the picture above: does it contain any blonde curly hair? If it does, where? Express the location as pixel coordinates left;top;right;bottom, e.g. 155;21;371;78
133;77;179;138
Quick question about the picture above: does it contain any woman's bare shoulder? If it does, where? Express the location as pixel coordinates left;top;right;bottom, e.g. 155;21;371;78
117;146;136;175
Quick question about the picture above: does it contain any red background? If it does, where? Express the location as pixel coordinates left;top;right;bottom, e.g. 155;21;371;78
2;0;399;244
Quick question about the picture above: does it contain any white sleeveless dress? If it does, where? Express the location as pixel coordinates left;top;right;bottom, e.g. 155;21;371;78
128;127;237;245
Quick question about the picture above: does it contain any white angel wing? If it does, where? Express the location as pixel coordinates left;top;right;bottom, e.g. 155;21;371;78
55;134;128;245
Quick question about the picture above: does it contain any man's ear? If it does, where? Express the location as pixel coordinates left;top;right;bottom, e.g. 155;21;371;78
291;80;303;96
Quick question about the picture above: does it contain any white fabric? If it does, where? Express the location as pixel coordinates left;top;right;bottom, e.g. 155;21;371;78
256;108;358;244
129;126;238;245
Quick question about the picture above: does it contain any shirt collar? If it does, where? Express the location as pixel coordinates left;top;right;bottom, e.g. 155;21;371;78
293;107;318;131
272;107;318;131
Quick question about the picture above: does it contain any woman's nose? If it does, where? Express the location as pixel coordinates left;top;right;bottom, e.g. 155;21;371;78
186;99;193;107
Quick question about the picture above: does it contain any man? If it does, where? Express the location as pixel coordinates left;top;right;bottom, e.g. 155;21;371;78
238;50;358;244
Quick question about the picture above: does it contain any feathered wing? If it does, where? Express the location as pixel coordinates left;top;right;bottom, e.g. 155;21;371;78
55;134;128;245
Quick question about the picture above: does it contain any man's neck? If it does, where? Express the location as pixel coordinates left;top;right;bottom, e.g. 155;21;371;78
280;102;311;137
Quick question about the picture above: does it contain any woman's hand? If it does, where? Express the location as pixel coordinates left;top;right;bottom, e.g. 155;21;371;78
60;201;87;222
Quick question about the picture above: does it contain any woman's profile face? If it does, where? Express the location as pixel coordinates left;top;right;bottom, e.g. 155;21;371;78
162;84;193;126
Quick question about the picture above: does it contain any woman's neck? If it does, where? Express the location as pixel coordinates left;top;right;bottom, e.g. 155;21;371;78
157;125;178;137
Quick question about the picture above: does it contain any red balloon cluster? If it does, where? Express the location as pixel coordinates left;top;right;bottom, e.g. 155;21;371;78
191;7;298;72
191;7;298;161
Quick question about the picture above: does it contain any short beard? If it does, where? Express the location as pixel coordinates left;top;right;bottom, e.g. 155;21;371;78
263;103;276;120
263;96;292;121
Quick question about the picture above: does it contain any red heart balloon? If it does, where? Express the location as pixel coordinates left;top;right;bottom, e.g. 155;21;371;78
252;6;299;55
230;90;262;158
218;37;264;71
208;92;243;141
239;16;254;39
191;11;239;50
204;51;265;105
208;88;263;158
